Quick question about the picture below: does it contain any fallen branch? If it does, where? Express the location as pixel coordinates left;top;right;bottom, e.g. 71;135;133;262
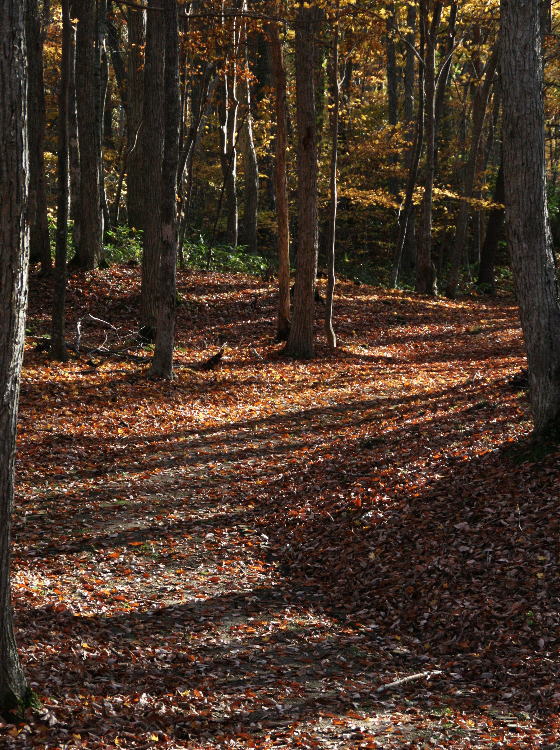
375;670;443;693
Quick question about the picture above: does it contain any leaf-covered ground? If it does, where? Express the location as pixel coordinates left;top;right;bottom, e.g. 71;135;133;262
4;267;559;748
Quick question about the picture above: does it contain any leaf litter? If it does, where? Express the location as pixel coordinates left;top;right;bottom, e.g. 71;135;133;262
5;267;559;748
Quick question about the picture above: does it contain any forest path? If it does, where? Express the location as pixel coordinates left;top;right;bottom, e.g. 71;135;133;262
6;269;559;748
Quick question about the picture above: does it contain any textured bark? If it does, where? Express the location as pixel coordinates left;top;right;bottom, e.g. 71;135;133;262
445;45;498;298
51;0;72;362
74;0;103;268
26;0;51;273
140;0;165;337
126;7;145;231
268;19;291;341
477;159;504;293
0;0;30;715
501;0;560;438
325;21;339;350
285;4;319;359
415;1;442;296
149;0;180;379
68;10;80;252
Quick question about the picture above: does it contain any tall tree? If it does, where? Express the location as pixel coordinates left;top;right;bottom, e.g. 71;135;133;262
26;0;51;274
74;0;104;268
501;0;560;438
51;0;72;362
126;6;145;231
267;17;291;340
415;0;442;296
0;0;31;716
149;0;181;378
285;2;320;358
140;0;165;338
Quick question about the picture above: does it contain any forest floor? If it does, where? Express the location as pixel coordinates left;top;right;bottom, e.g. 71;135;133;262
3;266;559;749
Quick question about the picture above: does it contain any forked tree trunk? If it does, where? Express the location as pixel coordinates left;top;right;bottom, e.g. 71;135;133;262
268;18;291;340
149;0;180;379
285;3;319;358
501;0;560;438
140;0;165;338
0;0;31;717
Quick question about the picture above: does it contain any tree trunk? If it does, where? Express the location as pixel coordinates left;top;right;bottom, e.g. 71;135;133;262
477;158;504;293
268;19;291;341
325;19;339;349
285;3;319;359
26;0;51;274
126;6;145;231
415;0;442;296
241;23;259;256
68;7;81;253
149;0;180;379
218;39;239;247
445;44;498;298
51;0;72;361
140;0;165;338
0;0;31;717
501;0;560;438
74;0;103;268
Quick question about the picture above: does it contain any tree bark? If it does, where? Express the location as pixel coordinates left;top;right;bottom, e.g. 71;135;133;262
74;0;104;268
149;0;180;379
0;0;31;716
268;19;291;341
501;0;560;438
241;22;259;256
445;44;498;298
415;0;442;296
325;19;339;349
126;6;145;231
26;0;51;274
218;23;240;248
285;3;319;358
140;0;165;338
51;0;72;362
68;8;81;253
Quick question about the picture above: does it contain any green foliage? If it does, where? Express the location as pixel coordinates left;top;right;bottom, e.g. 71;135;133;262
103;226;143;264
184;235;268;275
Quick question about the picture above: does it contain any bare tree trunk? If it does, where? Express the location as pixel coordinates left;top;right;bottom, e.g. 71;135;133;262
51;0;72;362
285;3;319;358
140;0;165;338
477;158;504;293
0;0;31;717
26;0;51;274
415;0;442;296
68;8;80;252
126;6;145;231
445;45;498;298
268;18;291;340
74;0;103;268
325;19;339;349
501;0;560;438
149;0;180;379
218;9;240;247
241;21;259;256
